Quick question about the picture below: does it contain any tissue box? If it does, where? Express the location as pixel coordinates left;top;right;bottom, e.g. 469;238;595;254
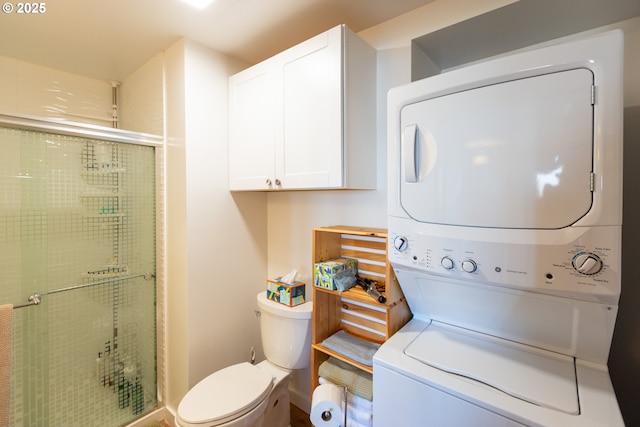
314;258;358;290
267;280;306;306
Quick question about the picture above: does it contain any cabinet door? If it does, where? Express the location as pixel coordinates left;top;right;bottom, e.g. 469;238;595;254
228;60;277;190
276;26;343;189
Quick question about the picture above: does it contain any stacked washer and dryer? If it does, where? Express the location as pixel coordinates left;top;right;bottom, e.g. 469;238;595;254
376;31;625;426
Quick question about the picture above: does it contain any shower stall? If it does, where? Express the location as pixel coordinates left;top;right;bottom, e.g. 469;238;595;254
0;115;161;426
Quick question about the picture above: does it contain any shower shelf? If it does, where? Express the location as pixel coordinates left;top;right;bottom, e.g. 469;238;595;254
83;214;124;219
81;272;130;279
83;264;129;278
80;192;120;197
81;168;126;175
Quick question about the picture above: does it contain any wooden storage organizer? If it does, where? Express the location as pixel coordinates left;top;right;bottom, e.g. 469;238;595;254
310;226;412;392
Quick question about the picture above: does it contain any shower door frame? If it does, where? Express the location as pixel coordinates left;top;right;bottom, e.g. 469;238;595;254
0;113;165;426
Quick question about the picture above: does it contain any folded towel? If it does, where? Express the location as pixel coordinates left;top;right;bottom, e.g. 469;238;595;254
0;304;12;427
348;392;373;411
317;378;373;426
319;377;373;409
348;403;373;424
318;357;373;400
347;419;372;427
322;330;380;366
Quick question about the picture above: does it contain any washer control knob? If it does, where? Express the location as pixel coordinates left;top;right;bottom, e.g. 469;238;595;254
461;259;477;273
572;252;603;275
393;236;409;252
441;256;454;270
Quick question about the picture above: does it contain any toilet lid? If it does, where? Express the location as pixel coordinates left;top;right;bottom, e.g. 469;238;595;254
177;362;274;426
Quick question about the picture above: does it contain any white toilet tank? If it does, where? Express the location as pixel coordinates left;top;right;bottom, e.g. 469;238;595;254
256;292;312;370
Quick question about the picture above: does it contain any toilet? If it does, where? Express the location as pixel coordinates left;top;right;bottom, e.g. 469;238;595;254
175;292;313;427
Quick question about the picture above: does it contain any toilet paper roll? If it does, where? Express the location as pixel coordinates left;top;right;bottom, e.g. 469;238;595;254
310;383;344;427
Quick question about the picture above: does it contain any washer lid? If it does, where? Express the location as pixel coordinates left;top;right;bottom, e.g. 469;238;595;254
177;362;274;425
405;322;579;414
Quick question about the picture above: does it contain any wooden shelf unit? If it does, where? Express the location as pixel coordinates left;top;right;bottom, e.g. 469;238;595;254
310;226;412;390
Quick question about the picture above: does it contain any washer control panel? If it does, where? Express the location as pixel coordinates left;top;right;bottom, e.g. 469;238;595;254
388;218;621;304
572;252;603;275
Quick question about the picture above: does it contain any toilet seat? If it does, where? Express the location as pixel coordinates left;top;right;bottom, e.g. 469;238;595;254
177;362;274;426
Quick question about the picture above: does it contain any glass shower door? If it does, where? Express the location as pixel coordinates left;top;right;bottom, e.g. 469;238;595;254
0;125;157;426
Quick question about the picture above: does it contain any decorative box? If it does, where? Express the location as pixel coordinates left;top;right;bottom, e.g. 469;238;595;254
267;279;306;306
313;258;358;290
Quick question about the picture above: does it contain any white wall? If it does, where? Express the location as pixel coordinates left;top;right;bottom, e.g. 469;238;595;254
119;53;164;136
182;39;269;386
163;38;190;411
0;55;112;125
162;38;269;412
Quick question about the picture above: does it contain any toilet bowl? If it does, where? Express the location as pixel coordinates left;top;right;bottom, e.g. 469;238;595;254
175;292;312;427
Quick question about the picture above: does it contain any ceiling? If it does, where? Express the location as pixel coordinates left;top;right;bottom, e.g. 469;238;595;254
0;0;436;82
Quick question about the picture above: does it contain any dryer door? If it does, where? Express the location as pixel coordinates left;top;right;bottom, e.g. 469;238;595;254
399;68;594;229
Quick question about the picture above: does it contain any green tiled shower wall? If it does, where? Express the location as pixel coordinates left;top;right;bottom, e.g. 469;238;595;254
0;126;157;426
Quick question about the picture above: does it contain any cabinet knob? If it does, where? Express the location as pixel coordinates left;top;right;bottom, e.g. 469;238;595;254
265;178;272;186
275;179;281;186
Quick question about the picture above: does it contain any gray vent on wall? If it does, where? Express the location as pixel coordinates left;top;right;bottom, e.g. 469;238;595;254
411;0;640;81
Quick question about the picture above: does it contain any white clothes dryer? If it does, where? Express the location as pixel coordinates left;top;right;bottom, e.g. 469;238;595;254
378;29;625;426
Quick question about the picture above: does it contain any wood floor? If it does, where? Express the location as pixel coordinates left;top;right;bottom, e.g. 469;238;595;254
291;404;312;427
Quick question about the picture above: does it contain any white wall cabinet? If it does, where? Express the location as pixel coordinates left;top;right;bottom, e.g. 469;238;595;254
229;24;376;191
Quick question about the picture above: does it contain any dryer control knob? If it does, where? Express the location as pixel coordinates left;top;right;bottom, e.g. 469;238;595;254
461;259;477;273
572;252;603;275
393;236;409;252
441;256;454;270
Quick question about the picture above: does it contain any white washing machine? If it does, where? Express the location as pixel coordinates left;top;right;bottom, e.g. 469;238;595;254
376;30;625;426
373;280;624;426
